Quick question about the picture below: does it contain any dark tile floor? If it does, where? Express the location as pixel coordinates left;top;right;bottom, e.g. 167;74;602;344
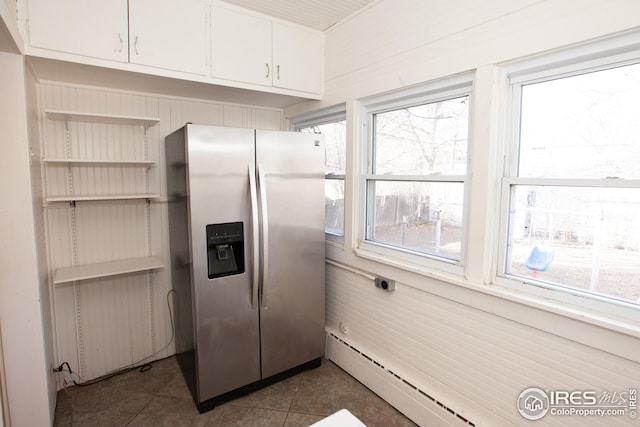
54;357;417;427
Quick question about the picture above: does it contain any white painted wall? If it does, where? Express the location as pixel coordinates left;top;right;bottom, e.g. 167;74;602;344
0;52;52;427
0;0;22;53
27;58;57;426
0;326;5;427
286;1;640;425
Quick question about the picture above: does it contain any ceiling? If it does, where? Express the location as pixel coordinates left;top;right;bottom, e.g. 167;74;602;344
219;0;378;31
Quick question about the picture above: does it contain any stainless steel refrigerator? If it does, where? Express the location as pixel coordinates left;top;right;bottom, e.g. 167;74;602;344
165;124;325;412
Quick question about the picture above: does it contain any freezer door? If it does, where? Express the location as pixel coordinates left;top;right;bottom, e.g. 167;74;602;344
185;125;261;401
256;130;326;378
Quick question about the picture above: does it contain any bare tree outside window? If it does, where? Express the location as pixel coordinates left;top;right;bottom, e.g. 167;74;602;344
367;96;469;260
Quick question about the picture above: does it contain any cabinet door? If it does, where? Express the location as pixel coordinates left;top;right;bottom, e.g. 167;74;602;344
210;5;272;87
272;22;323;94
28;0;128;62
129;0;207;75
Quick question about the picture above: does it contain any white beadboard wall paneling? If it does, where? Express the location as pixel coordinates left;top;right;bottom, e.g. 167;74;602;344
324;0;541;81
40;82;286;384
40;85;162;201
46;201;166;380
326;264;640;426
45;206;78;381
151;202;173;359
39;83;169;382
326;334;472;427
157;99;173;200
223;104;284;130
311;0;640;110
40;84;160;120
75;274;153;380
168;99;224;131
165;99;283;134
72;203;149;264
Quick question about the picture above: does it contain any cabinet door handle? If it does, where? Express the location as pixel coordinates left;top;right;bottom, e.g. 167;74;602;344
134;36;139;55
276;65;280;80
116;33;123;53
265;63;270;78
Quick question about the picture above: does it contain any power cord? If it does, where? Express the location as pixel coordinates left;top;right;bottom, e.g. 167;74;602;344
54;360;156;387
54;289;177;387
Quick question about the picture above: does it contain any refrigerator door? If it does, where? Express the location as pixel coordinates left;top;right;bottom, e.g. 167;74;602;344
256;130;326;378
186;125;261;400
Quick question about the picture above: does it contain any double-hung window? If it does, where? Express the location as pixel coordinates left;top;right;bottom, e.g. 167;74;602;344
294;106;347;239
360;74;472;269
500;41;640;308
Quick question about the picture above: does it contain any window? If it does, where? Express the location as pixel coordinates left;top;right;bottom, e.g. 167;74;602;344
361;76;472;266
501;57;640;306
294;107;346;238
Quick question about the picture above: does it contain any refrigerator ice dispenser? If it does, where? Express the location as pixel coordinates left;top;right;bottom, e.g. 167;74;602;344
206;222;245;279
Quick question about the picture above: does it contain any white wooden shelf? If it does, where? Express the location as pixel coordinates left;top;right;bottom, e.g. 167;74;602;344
46;194;160;203
53;256;164;284
45;110;160;127
42;158;157;166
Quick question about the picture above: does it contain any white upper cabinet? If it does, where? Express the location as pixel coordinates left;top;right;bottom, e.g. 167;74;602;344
25;0;322;98
210;3;323;95
272;22;323;94
27;0;206;74
128;0;207;75
28;0;128;62
210;5;272;87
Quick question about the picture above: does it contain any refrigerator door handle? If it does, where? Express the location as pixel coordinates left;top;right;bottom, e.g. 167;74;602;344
257;162;269;310
248;164;260;310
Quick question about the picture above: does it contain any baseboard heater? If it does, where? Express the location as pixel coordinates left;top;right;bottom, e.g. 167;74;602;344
327;332;477;427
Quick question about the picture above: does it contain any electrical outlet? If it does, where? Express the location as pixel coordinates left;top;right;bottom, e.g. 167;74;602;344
339;322;349;334
375;276;395;292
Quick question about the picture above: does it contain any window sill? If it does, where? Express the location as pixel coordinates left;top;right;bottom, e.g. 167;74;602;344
354;241;464;282
491;275;640;336
484;279;640;362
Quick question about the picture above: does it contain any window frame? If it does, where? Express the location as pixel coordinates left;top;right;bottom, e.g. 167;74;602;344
291;104;347;243
495;31;640;323
356;73;474;274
